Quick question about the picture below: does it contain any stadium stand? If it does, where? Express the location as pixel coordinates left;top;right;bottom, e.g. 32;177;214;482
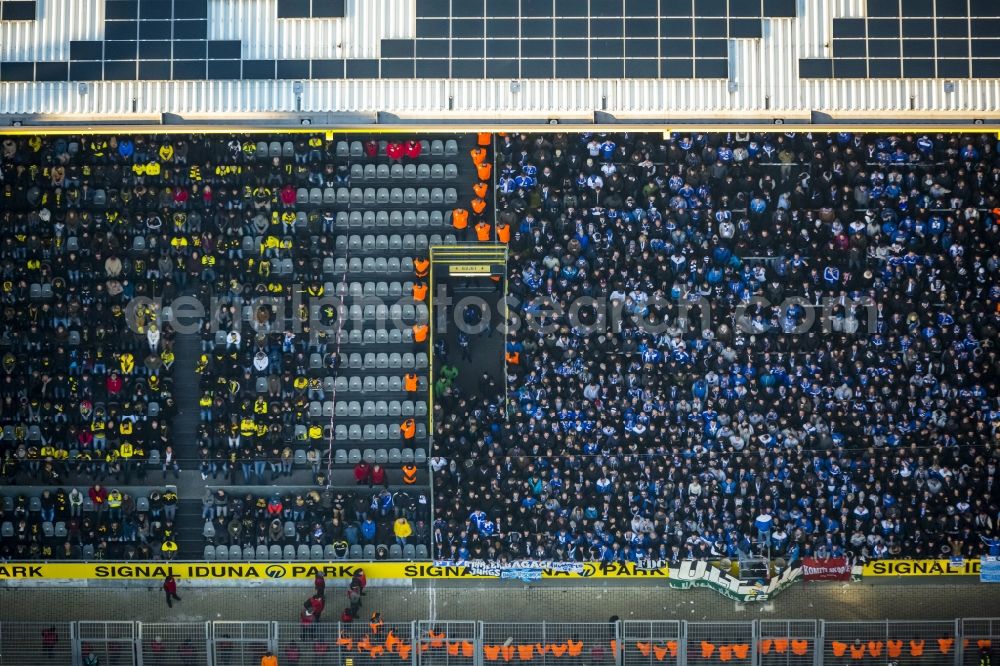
433;131;1000;564
0;485;178;560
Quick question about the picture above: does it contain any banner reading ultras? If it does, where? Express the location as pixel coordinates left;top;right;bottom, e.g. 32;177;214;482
862;559;980;576
0;561;669;581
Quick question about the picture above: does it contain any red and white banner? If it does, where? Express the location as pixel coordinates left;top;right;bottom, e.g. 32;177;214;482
801;557;852;581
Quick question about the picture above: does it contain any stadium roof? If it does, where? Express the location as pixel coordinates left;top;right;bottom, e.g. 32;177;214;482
0;0;999;121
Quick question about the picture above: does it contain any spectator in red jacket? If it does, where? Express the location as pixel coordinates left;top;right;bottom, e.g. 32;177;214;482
364;139;378;158
404;139;422;159
386;142;404;161
353;462;371;485
369;464;386;488
105;372;123;396
88;484;108;512
306;592;325;620
280;184;296;208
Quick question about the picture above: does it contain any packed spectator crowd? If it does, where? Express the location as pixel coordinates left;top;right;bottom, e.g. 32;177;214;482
4;130;1000;566
432;131;1000;565
0;485;178;559
0;135;180;486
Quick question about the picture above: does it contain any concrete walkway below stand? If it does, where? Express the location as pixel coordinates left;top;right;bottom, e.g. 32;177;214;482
0;580;996;623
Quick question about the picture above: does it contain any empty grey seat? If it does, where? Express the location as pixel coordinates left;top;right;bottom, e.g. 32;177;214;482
363;544;377;559
229;545;242;560
403;544;416;560
204;545;216;560
270;545;283;560
283;544;296;560
256;545;269;560
244;545;256;560
297;544;310;560
350;544;363;559
376;164;390;179
389;544;403;559
311;544;324;560
336;141;349;156
445;163;458;179
416;544;429;559
334;449;348;465
350;141;363;157
391;164;404;179
216;545;229;561
444;139;458;155
430;139;444;156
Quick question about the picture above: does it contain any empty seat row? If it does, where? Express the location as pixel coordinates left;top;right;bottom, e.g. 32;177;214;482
335;209;453;230
306;303;429;325
308;399;427;419
349;162;459;181
205;542;429;561
255;140;295;158
336;139;458;157
326;256;415;275
255;374;425;395
335;233;450;254
334;447;427;465
334;187;459;207
345;352;428;370
333;422;428;441
334;281;416;299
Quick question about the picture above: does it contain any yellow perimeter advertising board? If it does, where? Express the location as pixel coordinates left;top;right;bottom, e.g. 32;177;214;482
0;561;669;581
862;559;980;576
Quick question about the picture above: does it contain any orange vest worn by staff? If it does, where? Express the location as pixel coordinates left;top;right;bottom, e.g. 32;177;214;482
412;282;428;302
473;181;489;198
414;258;429;278
402;464;417;484
477;132;491;146
476;162;492;181
471;197;487;215
401;419;416;440
404;373;418;392
452;208;469;230
412;324;428;343
470;148;487;165
496;222;510;243
506;351;519;365
475;221;492;242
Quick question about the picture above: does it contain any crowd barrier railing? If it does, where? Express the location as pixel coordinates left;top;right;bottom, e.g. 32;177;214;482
5;618;995;666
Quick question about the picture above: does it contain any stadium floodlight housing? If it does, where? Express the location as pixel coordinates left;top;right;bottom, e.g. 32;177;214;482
727;81;739;93
773;118;785;124
944;81;956;93
301;118;312;126
974;119;985;125
509;80;521;94
77;82;89;96
11;120;22;127
293;81;304;95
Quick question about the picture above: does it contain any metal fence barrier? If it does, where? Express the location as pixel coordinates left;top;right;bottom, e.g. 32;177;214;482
622;621;683;666
78;620;137;666
758;620;819;666
2;618;995;666
480;622;618;666
686;622;756;666
823;621;959;666
417;620;479;666
211;620;272;666
960;618;999;666
273;621;415;666
137;622;209;666
0;621;75;666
